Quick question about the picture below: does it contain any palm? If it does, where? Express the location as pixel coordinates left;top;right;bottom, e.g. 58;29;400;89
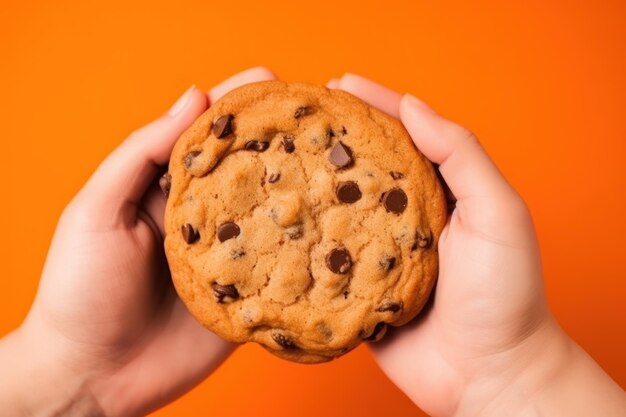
373;200;544;416
326;74;548;417
21;67;277;417
29;192;230;414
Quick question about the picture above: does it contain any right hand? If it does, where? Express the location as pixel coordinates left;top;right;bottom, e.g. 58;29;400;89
327;74;626;417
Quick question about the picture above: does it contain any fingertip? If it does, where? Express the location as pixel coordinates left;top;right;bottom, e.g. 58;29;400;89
401;93;436;114
209;66;277;102
339;72;359;83
337;73;402;118
326;78;340;89
246;65;276;78
399;94;447;162
167;86;209;120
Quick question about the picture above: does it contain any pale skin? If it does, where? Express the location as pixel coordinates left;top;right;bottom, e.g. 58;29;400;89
0;68;623;417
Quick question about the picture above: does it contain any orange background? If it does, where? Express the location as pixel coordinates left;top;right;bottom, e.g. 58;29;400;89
1;1;625;416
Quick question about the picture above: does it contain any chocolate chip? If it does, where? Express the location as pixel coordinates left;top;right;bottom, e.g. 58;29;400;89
326;248;352;274
327;128;335;138
268;172;281;183
217;222;240;242
379;257;396;271
269;208;279;224
376;301;403;313
390;171;405;180
411;230;432;250
181;224;199;244
336;181;362;203
211;282;239;303
286;224;303;240
328;141;353;168
294;106;311;118
272;332;296;349
159;173;171;197
230;249;246;259
244;140;269;152
213;114;234;138
382;188;408;214
363;322;387;341
184;151;201;169
341;126;348;135
282;135;295;153
317;323;333;339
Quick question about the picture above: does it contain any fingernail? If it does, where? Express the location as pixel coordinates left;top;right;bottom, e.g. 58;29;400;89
326;78;340;89
404;94;436;114
168;85;196;116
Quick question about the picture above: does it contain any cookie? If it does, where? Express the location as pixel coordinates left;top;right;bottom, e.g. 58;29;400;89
163;81;446;363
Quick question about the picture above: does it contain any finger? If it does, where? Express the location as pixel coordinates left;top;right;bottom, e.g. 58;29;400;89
337;73;402;118
334;74;523;233
78;86;209;225
209;66;276;102
433;164;457;213
142;183;166;238
399;94;524;231
326;78;340;89
334;75;456;211
144;67;277;236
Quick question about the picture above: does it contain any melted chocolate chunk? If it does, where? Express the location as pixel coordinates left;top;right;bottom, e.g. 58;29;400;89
326;248;352;274
272;332;296;349
159;173;171;197
211;282;239;303
317;323;333;339
213;114;234;138
328;141;353;168
230;249;246;259
390;171;405;180
184;151;201;170
363;322;387;341
286;224;303;240
379;256;396;271
268;172;281;183
376;301;403;313
244;140;270;152
336;181;362;204
294;106;311;118
282;135;295;153
382;188;408;214
411;230;432;250
181;223;199;244
217;222;240;242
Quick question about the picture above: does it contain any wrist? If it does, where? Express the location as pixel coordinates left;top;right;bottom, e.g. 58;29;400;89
0;324;105;417
454;317;575;417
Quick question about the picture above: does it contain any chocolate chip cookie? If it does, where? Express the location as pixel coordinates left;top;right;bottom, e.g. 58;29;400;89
163;81;446;363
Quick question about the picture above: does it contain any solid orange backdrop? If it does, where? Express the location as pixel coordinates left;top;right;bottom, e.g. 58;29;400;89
1;1;625;416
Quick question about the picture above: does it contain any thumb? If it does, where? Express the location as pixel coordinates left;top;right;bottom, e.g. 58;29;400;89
399;94;529;239
75;86;209;226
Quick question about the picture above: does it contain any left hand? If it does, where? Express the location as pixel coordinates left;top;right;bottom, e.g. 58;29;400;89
0;67;276;417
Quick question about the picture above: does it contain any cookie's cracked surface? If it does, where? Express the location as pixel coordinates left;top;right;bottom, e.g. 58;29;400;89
163;81;446;363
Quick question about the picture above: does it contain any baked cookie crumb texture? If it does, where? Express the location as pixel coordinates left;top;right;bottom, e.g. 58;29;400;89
163;81;446;363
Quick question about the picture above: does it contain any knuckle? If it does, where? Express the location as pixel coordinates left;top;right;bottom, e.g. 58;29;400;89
445;121;482;149
458;126;479;146
126;128;144;145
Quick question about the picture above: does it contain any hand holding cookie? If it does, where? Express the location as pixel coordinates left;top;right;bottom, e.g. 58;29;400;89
329;74;626;417
0;67;277;417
